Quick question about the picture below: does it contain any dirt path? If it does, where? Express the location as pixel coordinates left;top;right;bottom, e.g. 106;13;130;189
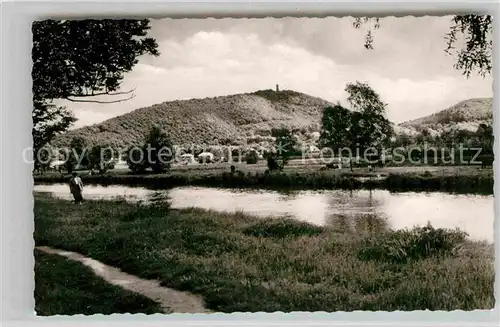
36;246;211;314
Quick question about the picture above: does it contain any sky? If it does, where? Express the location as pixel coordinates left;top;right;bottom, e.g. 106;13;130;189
63;16;493;129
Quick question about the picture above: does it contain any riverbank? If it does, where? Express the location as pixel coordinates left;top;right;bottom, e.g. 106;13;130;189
34;249;164;315
34;193;494;312
34;166;494;194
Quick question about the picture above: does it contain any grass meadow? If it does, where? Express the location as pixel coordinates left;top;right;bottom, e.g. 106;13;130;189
34;249;164;315
34;193;494;312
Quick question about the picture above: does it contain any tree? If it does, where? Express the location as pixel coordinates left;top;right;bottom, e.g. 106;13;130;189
144;126;173;174
32;19;159;169
475;123;494;155
345;82;393;158
445;15;492;78
440;129;456;148
392;133;413;148
125;126;173;174
32;101;76;170
33;144;55;174
320;83;392;169
319;105;353;152
353;17;381;50
64;136;88;173
268;127;297;171
126;145;147;174
87;145;116;174
319;105;357;170
245;150;260;164
352;15;492;78
345;82;386;116
32;19;159;103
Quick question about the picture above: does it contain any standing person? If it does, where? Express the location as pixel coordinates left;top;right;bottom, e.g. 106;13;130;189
69;172;84;204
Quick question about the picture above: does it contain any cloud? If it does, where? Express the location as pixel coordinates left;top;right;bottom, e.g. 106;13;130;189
64;17;493;128
72;109;111;129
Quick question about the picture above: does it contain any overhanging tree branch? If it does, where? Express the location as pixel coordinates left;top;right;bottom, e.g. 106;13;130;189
65;92;136;104
31;19;159;169
92;88;136;97
351;15;492;78
66;87;136;98
32;19;159;104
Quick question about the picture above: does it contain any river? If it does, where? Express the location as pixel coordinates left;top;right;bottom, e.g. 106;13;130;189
33;183;494;242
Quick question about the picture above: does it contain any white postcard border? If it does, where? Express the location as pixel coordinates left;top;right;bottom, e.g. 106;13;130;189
1;1;498;326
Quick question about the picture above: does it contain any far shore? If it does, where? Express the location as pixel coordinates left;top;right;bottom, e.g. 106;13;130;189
34;164;494;195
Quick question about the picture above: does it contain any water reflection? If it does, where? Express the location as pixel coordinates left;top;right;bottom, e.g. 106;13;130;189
327;189;382;216
327;213;391;236
33;184;494;242
325;189;391;235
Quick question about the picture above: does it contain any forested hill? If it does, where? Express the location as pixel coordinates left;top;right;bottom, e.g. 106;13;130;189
53;91;493;150
52;89;334;149
397;98;493;135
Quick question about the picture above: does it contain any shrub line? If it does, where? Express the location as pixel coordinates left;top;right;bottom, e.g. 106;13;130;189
33;170;494;195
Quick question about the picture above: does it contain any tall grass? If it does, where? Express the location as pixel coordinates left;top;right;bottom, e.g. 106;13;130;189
34;193;494;312
242;218;324;238
358;223;468;264
34;250;164;315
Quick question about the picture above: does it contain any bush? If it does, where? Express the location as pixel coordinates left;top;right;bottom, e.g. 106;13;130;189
229;148;244;163
253;89;298;103
358;223;468;264
125;126;173;174
476;154;494;168
383;173;493;194
198;156;213;164
87;145;116;174
64;137;89;173
267;156;281;171
126;145;148;174
422;171;432;178
324;162;342;169
145;126;173;174
246;151;259;164
242;218;324;238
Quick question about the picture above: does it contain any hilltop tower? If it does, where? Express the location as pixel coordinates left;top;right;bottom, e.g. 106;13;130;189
276;84;279;92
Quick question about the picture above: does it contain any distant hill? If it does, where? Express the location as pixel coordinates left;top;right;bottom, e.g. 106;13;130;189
398;98;493;135
52;89;334;150
52;92;493;150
